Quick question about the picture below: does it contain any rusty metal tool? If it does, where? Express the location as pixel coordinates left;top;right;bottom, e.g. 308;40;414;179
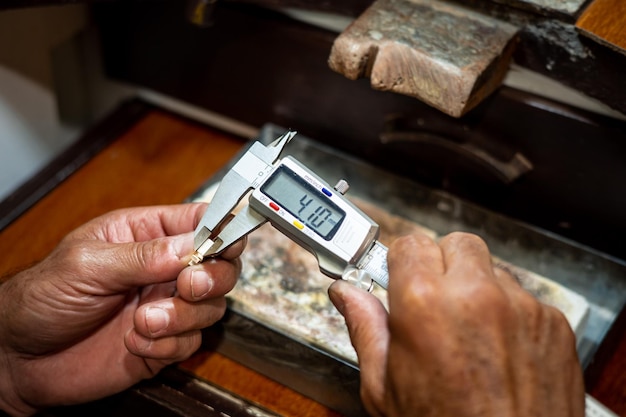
328;0;519;117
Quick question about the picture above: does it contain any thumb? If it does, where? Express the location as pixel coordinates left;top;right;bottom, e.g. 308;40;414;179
86;232;194;291
329;280;389;414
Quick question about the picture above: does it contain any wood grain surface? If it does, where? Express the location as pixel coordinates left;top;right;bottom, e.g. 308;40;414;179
0;107;339;416
180;351;341;417
576;0;626;55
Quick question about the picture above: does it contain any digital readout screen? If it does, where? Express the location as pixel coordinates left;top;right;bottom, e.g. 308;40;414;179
261;166;345;240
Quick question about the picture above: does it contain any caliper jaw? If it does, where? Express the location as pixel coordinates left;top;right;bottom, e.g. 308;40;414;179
190;131;296;265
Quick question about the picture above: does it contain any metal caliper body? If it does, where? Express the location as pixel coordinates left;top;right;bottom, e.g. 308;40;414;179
190;131;389;291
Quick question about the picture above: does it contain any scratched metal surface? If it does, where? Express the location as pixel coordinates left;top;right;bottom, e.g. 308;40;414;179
493;0;587;15
337;0;517;70
328;0;518;117
190;124;626;368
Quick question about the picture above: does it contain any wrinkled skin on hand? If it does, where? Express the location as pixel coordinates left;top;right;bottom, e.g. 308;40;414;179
329;232;584;417
0;204;244;416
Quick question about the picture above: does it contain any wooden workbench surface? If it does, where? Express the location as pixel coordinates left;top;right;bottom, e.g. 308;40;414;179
576;0;626;56
0;100;624;416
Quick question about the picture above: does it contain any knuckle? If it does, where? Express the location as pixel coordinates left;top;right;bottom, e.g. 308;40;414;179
54;241;95;267
55;240;78;259
389;233;437;266
135;238;173;273
441;232;488;251
393;233;433;251
493;263;520;284
545;305;577;344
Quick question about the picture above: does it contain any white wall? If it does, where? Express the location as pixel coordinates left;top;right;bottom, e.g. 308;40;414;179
0;66;79;200
0;5;87;201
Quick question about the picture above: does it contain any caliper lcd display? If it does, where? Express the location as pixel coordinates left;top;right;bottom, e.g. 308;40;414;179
261;166;345;240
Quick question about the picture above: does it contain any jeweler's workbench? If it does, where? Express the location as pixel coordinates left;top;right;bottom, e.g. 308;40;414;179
1;100;624;416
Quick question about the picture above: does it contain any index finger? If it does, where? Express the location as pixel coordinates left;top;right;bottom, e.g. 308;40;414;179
438;232;494;282
78;203;209;242
132;203;209;238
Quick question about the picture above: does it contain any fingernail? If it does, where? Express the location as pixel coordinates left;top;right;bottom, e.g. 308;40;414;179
191;269;212;299
146;307;170;335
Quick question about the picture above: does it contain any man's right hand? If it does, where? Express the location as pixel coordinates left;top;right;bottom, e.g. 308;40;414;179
329;232;584;417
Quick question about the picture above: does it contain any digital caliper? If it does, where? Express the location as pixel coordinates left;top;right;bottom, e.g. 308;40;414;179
189;131;389;291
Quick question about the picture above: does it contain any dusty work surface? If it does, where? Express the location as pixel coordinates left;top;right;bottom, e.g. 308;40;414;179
196;187;589;364
190;124;626;368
